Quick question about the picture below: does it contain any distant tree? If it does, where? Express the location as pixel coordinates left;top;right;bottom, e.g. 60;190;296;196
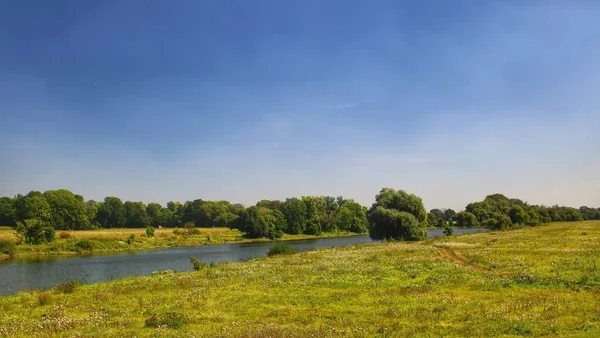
96;197;126;228
337;200;368;233
166;201;181;213
482;212;513;230
427;211;441;227
86;200;100;227
429;209;446;226
281;198;307;234
14;194;52;224
213;211;238;227
443;209;456;222
367;188;427;241
235;206;286;239
256;200;282;210
508;205;529;225
124;201;150;228
43;190;91;230
0;197;16;227
302;196;322;235
579;206;600;221
453;211;479;228
146;203;163;227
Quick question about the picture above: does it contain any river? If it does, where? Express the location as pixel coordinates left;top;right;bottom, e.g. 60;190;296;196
0;227;487;295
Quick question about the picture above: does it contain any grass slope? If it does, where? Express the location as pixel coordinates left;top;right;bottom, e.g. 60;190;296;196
1;221;599;337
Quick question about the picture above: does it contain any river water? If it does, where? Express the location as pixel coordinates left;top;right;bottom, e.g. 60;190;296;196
0;228;487;295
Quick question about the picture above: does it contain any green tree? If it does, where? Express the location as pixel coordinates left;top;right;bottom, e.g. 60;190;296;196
302;196;322;235
482;212;513;230
367;188;427;241
453;211;479;228
146;203;163;227
16;219;55;245
14;193;52;223
236;206;286;239
43;189;91;230
281;198;307;234
443;209;456;222
508;205;529;225
96;197;126;228
427;211;441;227
0;197;16;227
124;201;150;228
337;200;368;233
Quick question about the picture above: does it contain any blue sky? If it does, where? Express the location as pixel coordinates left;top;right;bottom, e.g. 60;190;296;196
1;0;599;210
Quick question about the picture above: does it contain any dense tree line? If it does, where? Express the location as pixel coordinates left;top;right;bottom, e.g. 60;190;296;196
0;189;597;244
428;193;599;230
232;196;369;239
0;190;369;243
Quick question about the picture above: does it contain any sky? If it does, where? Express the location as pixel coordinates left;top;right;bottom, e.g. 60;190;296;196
1;0;599;210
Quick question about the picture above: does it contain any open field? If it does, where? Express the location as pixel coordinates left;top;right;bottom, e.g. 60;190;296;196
0;227;357;260
1;221;599;337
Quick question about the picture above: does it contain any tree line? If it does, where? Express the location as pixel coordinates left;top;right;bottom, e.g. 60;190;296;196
0;188;597;244
0;190;368;244
428;193;599;230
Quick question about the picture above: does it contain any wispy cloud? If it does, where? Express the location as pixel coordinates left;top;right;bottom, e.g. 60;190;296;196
336;102;359;109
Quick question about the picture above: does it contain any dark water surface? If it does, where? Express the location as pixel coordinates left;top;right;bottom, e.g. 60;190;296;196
0;228;487;295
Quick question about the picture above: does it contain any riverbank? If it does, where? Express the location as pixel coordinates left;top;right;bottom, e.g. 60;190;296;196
0;227;359;261
0;221;598;337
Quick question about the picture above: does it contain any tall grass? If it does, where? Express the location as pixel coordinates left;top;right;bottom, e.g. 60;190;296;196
0;221;598;337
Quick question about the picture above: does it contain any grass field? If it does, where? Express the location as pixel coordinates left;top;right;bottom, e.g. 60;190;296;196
1;221;599;337
0;227;357;260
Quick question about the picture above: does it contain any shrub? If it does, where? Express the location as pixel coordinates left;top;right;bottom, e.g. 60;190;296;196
146;226;155;238
174;227;200;236
75;239;93;251
54;280;81;294
145;312;186;329
126;234;135;244
267;243;297;257
184;222;196;235
15;219;55;245
38;292;53;306
59;232;72;239
0;239;16;257
443;226;453;236
190;256;206;271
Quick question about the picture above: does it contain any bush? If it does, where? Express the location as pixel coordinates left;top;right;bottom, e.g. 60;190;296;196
126;234;135;244
183;222;198;235
173;228;200;236
0;239;16;257
54;280;81;294
443;226;453;236
267;243;297;257
145;312;186;329
16;219;55;245
190;256;206;271
38;292;53;306
146;226;155;238
75;239;93;251
59;232;72;239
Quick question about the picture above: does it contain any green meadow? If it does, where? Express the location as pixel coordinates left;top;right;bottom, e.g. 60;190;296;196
1;221;599;337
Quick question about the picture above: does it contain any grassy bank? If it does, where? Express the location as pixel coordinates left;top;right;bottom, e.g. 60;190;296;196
0;227;359;260
1;221;599;337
